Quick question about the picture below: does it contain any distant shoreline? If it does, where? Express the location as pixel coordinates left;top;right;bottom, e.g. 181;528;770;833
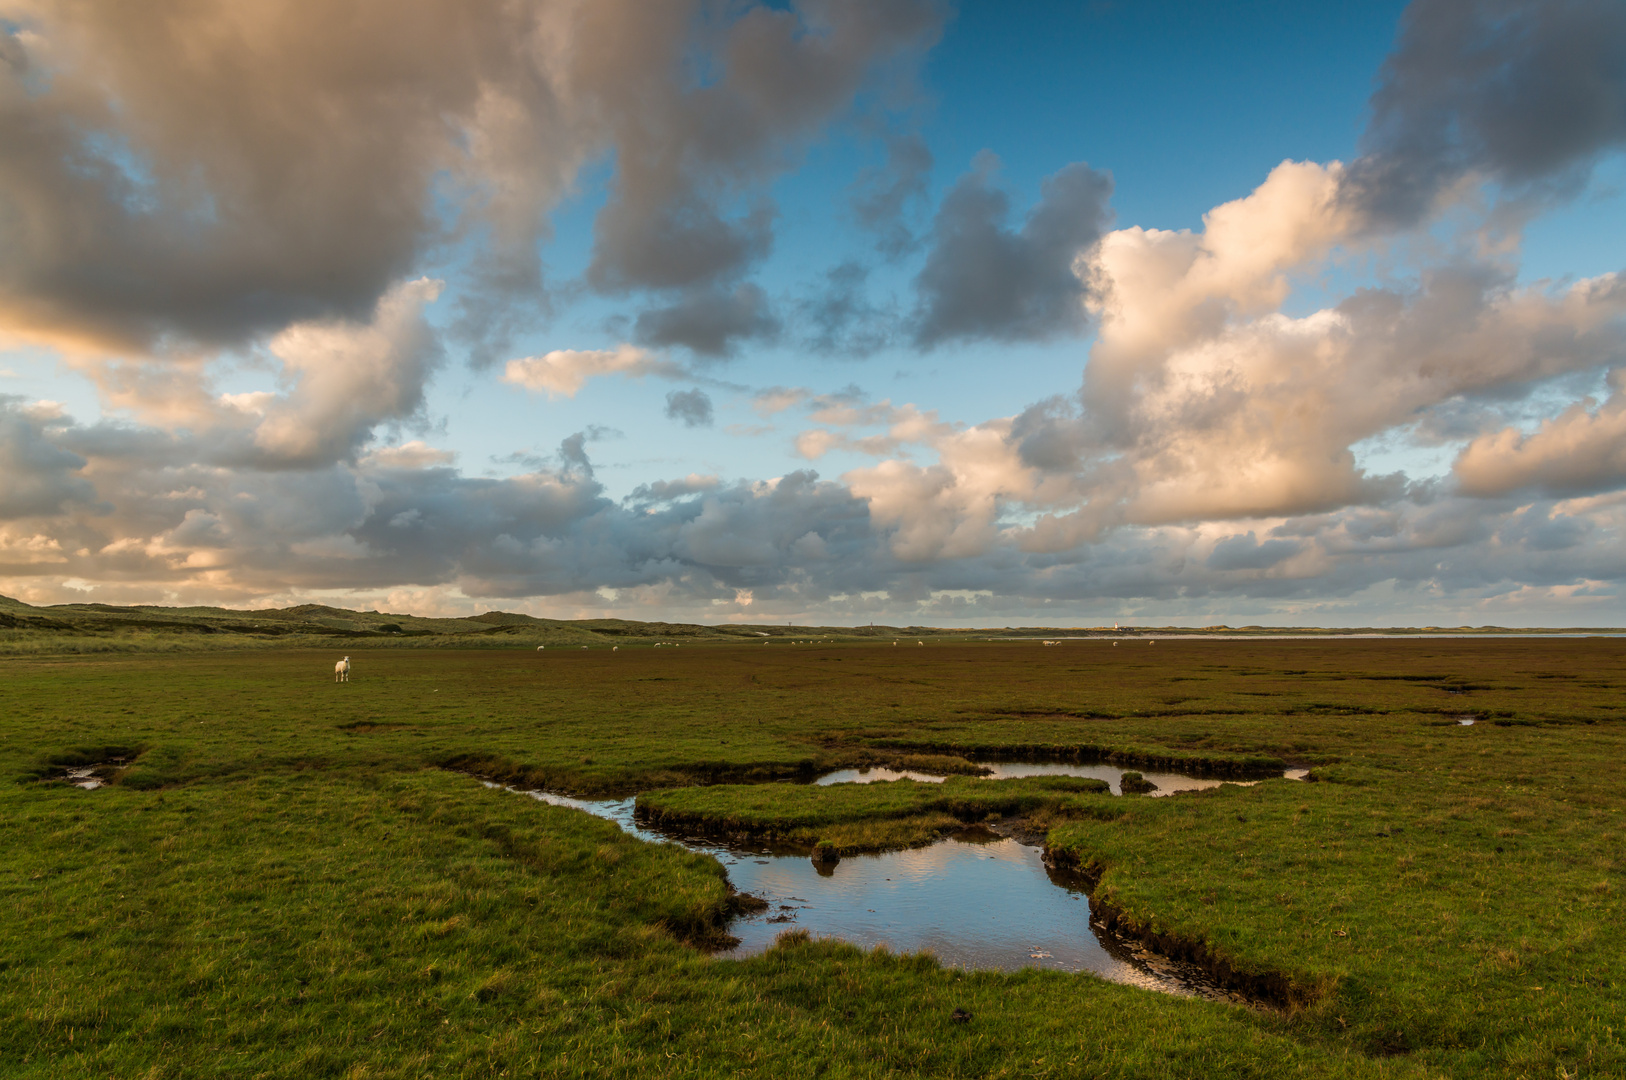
2;592;1621;643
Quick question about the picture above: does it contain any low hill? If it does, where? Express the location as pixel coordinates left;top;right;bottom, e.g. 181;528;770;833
0;593;1617;655
0;594;935;654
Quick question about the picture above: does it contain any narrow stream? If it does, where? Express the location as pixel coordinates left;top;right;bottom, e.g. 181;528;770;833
816;761;1308;795
484;760;1294;1001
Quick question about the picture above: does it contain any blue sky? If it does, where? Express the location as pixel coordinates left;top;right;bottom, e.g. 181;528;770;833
2;0;1624;626
436;0;1417;493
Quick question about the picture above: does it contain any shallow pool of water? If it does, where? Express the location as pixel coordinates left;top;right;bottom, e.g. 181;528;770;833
486;782;1241;999
715;831;1167;983
65;767;102;789
816;761;1305;796
813;767;950;786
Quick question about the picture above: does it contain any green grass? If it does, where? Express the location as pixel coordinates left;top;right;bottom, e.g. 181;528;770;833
1044;740;1625;1071
637;774;1111;851
2;638;1622;1077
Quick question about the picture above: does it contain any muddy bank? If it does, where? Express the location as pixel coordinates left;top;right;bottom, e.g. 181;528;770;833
653;886;772;953
440;748;989;800
693;890;772;952
440;752;825;799
633;775;1114;855
824;751;989;777
440;738;1295;802
1042;845;1325;1012
630;806;963;857
863;740;1288;779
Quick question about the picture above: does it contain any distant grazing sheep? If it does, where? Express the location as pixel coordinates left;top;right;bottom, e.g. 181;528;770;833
537;645;545;651
334;656;350;682
612;646;618;652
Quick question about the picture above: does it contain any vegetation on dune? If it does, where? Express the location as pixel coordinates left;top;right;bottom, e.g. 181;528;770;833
0;591;981;655
0;637;1621;1077
4;591;1617;657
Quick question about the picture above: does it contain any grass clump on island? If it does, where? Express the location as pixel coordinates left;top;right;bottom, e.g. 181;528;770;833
637;773;1113;852
1;637;1623;1077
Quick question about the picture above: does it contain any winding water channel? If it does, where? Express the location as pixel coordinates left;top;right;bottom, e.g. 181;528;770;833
486;762;1301;1001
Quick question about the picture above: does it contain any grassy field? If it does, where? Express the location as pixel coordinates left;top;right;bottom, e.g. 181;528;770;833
2;637;1622;1077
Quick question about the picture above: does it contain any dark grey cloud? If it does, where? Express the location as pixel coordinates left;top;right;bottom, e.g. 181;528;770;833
557;433;595;478
0;0;563;352
849;132;934;258
590;200;777;296
1010;396;1087;473
634;284;780;357
344;465;887;601
664;389;715;427
1206;532;1304;571
625;475;721;504
447;256;552;372
583;0;945;294
6;392;1626;622
556;427;619;480
1343;0;1626;227
912;154;1114;348
0;398;100;519
1497;502;1590;551
800;262;897;357
0;0;944;356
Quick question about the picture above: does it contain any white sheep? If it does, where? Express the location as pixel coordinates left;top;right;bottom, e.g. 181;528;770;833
537;645;545;651
334;656;351;682
612;646;618;652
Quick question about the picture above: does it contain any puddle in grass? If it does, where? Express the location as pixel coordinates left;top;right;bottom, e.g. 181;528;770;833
817;761;1307;796
54;758;133;790
481;776;1271;1002
63;766;105;789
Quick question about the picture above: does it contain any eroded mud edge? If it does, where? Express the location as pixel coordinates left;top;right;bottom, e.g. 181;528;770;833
862;739;1290;779
1042;845;1327;1012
